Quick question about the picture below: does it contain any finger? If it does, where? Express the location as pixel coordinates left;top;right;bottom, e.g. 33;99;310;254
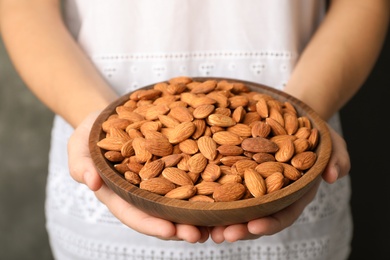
248;179;320;236
175;224;207;243
198;226;211;243
222;224;259;242
68;111;103;191
210;226;226;244
322;127;351;184
95;184;178;239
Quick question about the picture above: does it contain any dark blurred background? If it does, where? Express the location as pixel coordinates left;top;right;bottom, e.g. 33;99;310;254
0;29;389;260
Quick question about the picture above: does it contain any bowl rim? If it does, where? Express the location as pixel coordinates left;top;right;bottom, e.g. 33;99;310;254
89;77;332;212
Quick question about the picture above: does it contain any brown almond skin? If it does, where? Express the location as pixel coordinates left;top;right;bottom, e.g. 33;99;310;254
187;153;208;173
291;151;317;171
201;163;221;182
104;151;125;162
124;171;141;185
275;139;295;163
139;178;176;195
188;195;215;203
165;185;197;200
144;138;173;157
252;152;276;164
139;159;165;180
282;163;302;181
195;181;222;195
217;145;244;156
169;122;196;144
241;137;279;153
213;182;246;202
197;136;218;160
162;167;193;186
265;172;284;193
212;131;243;146
244;169;267;197
255;161;284;178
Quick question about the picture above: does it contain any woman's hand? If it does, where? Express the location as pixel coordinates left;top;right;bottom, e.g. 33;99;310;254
209;125;351;243
67;111;210;243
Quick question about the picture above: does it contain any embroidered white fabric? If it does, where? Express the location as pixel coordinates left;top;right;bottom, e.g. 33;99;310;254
45;1;352;259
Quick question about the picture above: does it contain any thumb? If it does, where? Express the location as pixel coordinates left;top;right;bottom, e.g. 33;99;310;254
68;111;103;191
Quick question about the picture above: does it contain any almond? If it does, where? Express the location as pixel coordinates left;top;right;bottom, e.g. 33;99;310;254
197;136;217;160
144;138;173;157
165;185;197;199
178;139;199;155
255;98;269;118
139;177;175;195
162;167;193;186
217;174;242;184
281;163;302;181
132;137;153;163
187;153;208;173
124;171;141;185
201;163;221;182
138;159;165;180
233;159;258;177
241;137;279;153
145;104;170;120
293;138;311;154
130;88;162;101
157;115;180;128
308;128;319;150
168;122;196;144
169;76;193;85
275;139;295;163
114;163;130;174
190;79;217;94
227;123;252;137
291;151;317;171
207;114;236;127
191;119;207;139
265;172;284;193
217;145;244;156
283;112;299;135
104;151;124;162
229;95;249;109
213;182;246;202
206;91;229;108
193;104;215;119
295;127;311;139
188;195;215;203
244;169;266;197
102;118;130;132
166;83;187;95
121;140;135;157
255;161;284;178
195;181;221;195
252;152;276;164
265;117;287;136
212;131;243;146
219;156;248;166
231;106;246;123
97;136;127;151
169;106;194;123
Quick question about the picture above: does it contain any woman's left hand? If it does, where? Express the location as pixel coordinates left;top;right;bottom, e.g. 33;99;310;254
209;125;351;243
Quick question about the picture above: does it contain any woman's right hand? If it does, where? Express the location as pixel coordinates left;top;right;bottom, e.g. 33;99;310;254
67;111;210;243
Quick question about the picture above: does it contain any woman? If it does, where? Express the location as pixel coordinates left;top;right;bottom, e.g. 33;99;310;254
1;0;388;259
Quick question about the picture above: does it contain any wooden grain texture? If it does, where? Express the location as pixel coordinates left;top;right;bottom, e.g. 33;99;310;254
89;78;332;226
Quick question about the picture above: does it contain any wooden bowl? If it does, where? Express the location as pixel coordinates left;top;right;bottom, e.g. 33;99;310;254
89;77;332;226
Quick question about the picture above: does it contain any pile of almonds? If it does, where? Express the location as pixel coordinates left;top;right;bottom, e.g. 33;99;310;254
97;77;319;202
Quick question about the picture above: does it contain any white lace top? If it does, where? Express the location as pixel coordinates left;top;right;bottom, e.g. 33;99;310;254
45;1;352;259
